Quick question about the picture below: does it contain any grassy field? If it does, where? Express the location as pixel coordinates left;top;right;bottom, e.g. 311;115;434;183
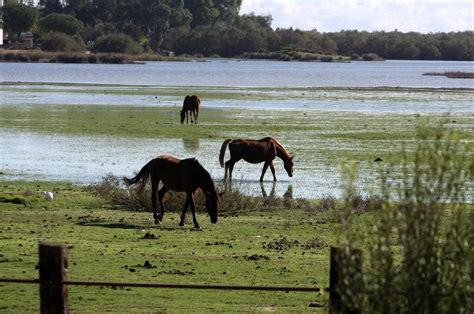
0;180;362;312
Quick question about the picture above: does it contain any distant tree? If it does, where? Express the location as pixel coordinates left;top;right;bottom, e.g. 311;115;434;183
40;31;86;52
39;0;65;15
92;33;143;54
184;0;219;27
3;2;39;40
39;13;84;35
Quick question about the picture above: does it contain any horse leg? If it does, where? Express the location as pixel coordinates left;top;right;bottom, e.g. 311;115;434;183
151;177;160;224
186;111;189;124
190;109;194;123
188;193;200;229
224;160;236;181
157;186;169;222
260;162;270;182
269;161;277;181
179;194;190;226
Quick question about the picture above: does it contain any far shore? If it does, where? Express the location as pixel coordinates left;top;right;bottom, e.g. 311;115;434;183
0;48;382;64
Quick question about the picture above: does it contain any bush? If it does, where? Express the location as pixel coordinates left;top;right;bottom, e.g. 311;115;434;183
338;121;473;313
40;32;85;52
56;54;87;63
92;33;142;54
15;54;30;62
99;54;125;64
89;175;320;217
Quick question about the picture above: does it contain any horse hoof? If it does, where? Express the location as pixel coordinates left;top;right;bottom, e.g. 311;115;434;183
179;222;185;227
194;225;202;230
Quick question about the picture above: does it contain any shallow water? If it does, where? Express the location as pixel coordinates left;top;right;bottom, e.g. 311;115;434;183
0;130;347;198
1;59;472;198
1;85;472;114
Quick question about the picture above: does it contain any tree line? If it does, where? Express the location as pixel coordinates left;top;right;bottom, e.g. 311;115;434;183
2;0;473;61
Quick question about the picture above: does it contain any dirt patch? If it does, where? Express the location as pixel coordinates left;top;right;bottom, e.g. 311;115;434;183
141;232;159;239
263;236;300;251
245;254;270;261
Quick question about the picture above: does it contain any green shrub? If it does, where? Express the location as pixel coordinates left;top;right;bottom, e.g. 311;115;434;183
320;56;333;62
56;54;87;63
4;53;16;61
338;121;473;313
92;33;142;54
99;54;125;64
16;54;30;62
40;32;85;52
87;55;98;63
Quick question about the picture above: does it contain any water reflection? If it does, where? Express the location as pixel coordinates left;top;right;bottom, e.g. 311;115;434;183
222;180;294;200
182;138;200;153
260;182;276;198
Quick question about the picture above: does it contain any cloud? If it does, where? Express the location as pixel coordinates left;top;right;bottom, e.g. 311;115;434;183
240;0;474;32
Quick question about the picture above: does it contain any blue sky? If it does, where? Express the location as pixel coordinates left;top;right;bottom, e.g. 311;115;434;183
240;0;474;32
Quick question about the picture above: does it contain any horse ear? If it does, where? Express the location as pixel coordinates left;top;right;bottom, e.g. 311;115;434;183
290;155;294;161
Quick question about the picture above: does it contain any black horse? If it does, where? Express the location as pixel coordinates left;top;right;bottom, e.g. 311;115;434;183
180;95;200;124
124;155;222;229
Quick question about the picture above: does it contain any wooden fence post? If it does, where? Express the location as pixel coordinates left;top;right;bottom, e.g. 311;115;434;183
329;246;363;314
39;242;68;314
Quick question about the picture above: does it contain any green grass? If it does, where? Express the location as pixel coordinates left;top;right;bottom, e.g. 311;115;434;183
1;103;472;166
0;180;352;312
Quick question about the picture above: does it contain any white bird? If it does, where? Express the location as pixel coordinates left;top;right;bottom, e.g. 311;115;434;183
43;191;54;201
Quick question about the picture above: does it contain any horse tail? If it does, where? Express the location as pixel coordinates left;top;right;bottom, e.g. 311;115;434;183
123;160;152;188
219;139;232;167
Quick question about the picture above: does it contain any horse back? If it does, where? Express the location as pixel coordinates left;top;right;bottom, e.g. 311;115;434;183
229;138;277;163
183;95;200;111
154;156;206;192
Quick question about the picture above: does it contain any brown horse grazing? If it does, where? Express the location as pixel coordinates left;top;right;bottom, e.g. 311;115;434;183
180;95;200;124
219;137;294;182
123;155;222;229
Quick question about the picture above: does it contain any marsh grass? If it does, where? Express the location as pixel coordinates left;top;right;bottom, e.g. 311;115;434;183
337;122;473;313
0;50;190;64
88;174;320;216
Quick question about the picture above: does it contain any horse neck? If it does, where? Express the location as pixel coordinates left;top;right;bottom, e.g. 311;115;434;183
274;141;291;163
196;164;216;195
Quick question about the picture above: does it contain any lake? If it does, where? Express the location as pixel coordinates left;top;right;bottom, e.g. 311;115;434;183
1;59;473;88
1;59;473;199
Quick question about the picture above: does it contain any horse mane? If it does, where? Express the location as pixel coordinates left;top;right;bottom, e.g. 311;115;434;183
272;138;290;158
192;159;217;195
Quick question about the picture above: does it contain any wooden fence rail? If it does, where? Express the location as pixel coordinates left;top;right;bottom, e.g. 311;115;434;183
0;242;361;313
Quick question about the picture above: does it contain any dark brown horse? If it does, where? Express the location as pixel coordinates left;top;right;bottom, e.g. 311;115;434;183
219;137;294;182
123;155;222;229
180;95;200;124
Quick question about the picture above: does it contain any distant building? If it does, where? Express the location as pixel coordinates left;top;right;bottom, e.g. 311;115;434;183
20;32;34;49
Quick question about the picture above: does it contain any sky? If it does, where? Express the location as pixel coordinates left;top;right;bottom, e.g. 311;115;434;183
240;0;474;33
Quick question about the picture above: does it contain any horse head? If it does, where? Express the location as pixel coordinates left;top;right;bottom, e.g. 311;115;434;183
204;190;224;224
284;155;294;177
180;110;185;123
